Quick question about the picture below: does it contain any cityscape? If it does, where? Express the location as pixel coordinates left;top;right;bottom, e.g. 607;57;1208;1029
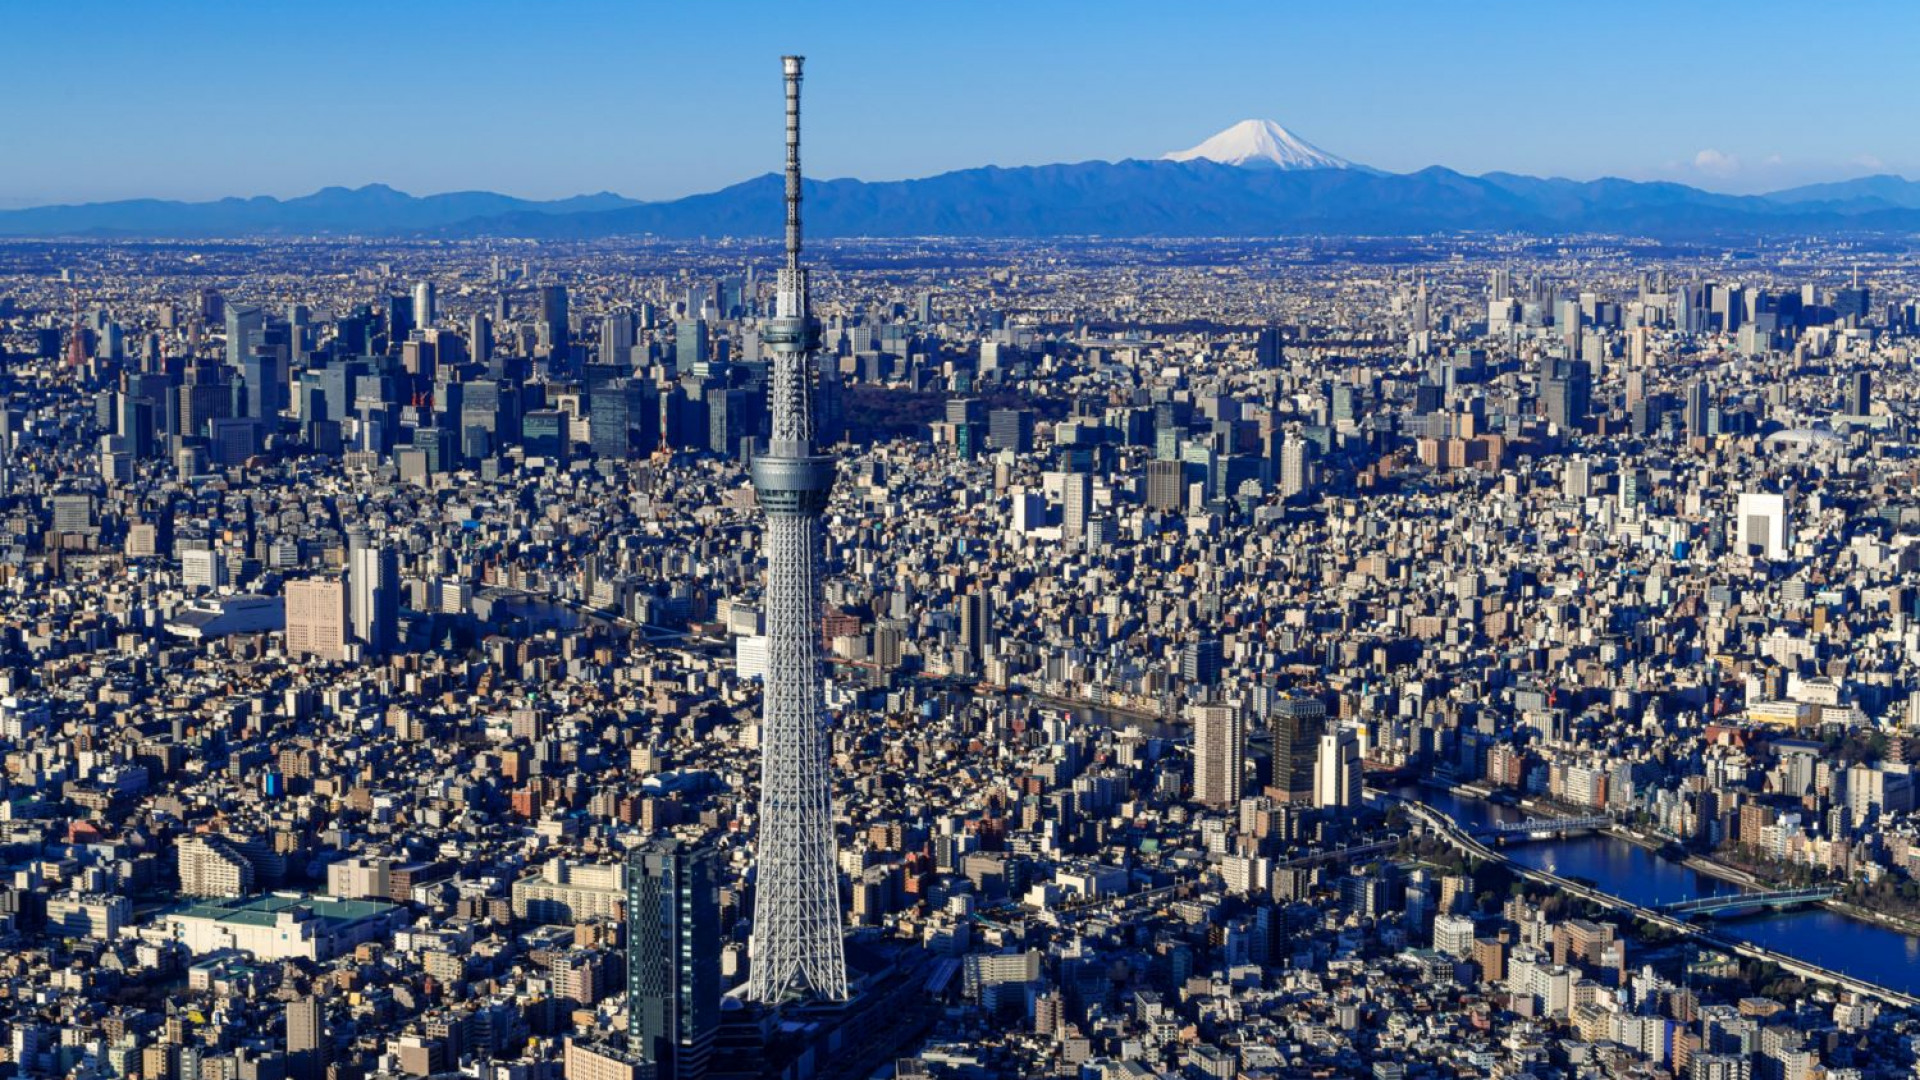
7;6;1920;1080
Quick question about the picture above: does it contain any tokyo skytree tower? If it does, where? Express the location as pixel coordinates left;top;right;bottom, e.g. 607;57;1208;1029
744;54;848;1004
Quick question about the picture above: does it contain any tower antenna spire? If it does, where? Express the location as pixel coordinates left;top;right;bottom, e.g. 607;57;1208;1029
783;54;804;273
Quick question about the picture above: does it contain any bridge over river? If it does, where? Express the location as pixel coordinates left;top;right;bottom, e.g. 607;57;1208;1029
1385;790;1920;1010
1662;887;1839;918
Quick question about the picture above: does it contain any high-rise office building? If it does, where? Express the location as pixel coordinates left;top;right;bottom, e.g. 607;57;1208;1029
387;295;415;347
1834;281;1871;325
1191;704;1244;808
988;408;1034;453
744;55;848;1004
1145;459;1183;512
1734;492;1789;560
958;587;991;672
627;840;721;1080
946;397;985;426
524;409;571;461
347;527;400;656
469;312;492;367
412;281;436;328
1181;639;1223;687
288;302;310;361
1685;379;1711;438
540;284;570;359
676;319;711;376
52;494;96;534
705;387;756;459
225;304;263;369
1849;370;1872;417
243;347;284;423
1315;728;1362;810
1542;359;1590;431
181;547;227;591
286;578;349;662
1254;326;1283;368
590;382;637;460
1272;696;1327;804
603;309;637;367
1564;458;1592;500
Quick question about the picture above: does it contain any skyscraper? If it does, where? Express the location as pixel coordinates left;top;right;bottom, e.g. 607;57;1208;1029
1145;459;1183;512
1685;378;1711;439
539;284;570;359
675;318;710;376
1542;359;1590;431
1735;491;1790;560
627;840;721;1080
958;586;991;673
412;281;436;328
1191;703;1244;808
603;309;637;367
1315;727;1362;809
286;578;348;662
1181;639;1222;687
1849;370;1872;417
1280;435;1314;501
744;54;848;1005
387;294;415;346
988;408;1033;453
469;312;492;367
242;347;284;423
1254;325;1283;368
224;304;263;369
1272;696;1327;804
1060;471;1091;547
347;526;400;656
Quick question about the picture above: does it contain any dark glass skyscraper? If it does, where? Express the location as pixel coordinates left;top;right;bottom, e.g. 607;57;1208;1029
539;284;570;359
1272;695;1328;805
627;839;720;1080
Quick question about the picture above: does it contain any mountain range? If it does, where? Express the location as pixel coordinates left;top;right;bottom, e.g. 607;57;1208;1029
2;122;1916;240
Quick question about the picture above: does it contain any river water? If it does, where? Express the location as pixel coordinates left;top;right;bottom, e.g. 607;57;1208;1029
1400;784;1920;994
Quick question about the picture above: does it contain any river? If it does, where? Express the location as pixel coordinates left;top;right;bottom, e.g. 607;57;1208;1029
1400;784;1920;994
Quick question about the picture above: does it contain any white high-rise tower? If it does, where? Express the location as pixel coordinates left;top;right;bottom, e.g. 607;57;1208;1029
744;54;848;1004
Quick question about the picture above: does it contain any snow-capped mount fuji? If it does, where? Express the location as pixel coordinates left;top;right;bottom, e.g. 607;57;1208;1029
1162;119;1360;171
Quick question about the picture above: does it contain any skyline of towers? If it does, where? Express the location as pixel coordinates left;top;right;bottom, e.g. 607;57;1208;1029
743;54;849;1004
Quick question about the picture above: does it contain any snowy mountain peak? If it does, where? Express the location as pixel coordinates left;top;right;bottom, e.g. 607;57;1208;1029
1163;119;1356;171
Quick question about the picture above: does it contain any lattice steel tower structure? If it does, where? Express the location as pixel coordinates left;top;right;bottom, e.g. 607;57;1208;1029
745;54;848;1004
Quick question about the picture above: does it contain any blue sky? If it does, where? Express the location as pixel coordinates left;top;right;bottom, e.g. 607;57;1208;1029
6;0;1913;206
